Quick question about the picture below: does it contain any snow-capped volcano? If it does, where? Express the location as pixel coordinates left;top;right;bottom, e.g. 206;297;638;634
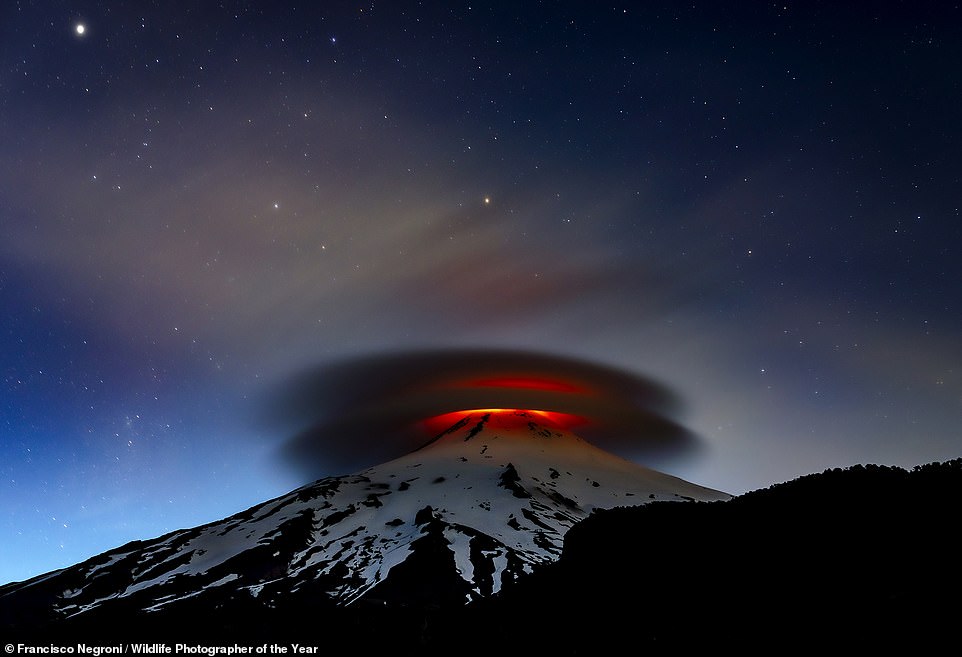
1;410;730;623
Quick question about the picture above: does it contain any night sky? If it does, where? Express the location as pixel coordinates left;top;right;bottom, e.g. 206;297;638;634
3;1;961;585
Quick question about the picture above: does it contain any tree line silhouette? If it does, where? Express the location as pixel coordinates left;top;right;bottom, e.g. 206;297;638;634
4;459;960;653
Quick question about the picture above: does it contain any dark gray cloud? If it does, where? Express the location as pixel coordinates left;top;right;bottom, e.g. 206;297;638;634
262;348;702;480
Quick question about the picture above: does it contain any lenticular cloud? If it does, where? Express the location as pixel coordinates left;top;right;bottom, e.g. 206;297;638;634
262;348;702;480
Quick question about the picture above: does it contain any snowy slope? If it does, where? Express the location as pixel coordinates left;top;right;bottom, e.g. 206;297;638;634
2;410;730;620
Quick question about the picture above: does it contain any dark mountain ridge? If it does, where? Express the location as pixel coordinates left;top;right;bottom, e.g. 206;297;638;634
462;458;962;652
3;458;960;652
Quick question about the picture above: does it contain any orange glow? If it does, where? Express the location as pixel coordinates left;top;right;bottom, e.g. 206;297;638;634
421;408;586;435
460;377;584;393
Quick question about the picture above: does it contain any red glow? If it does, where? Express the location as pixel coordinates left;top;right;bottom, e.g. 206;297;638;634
460;376;584;393
421;408;586;435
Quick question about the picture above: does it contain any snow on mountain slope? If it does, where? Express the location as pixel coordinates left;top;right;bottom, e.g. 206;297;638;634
3;410;730;619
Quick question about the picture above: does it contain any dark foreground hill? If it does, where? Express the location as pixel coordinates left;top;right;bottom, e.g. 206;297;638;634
458;458;962;652
4;459;960;653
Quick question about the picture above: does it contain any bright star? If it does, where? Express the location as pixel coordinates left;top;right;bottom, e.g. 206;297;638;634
75;23;86;35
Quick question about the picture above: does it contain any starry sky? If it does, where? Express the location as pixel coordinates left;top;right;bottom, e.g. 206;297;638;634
2;1;961;585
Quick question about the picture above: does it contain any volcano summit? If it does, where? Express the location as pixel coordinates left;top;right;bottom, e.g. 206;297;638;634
1;409;729;636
